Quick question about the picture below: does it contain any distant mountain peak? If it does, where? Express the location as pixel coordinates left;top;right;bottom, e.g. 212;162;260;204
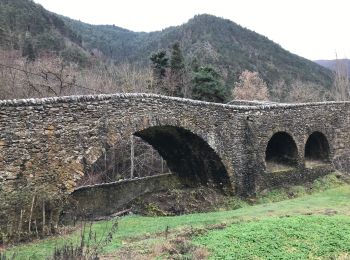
315;59;350;76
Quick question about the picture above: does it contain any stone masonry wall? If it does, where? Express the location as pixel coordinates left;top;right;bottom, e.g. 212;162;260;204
0;93;350;223
70;173;181;219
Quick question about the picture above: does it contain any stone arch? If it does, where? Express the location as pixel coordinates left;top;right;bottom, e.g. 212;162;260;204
71;124;232;218
265;131;298;172
78;118;232;191
304;131;330;167
134;125;231;190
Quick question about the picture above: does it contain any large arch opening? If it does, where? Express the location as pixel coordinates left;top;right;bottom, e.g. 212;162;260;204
305;131;330;168
71;126;232;219
78;135;170;186
77;125;231;190
134;126;231;189
265;132;298;172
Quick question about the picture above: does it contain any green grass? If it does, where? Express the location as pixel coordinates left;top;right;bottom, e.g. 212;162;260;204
193;215;350;259
5;184;350;259
256;172;346;204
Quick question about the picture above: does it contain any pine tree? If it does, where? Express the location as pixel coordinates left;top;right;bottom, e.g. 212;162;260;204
191;66;227;103
22;34;36;61
169;42;187;97
150;50;169;94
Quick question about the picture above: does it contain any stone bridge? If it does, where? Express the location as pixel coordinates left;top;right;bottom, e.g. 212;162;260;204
1;94;350;218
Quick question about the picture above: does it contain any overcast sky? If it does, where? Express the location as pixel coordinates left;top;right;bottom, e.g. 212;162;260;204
33;0;349;60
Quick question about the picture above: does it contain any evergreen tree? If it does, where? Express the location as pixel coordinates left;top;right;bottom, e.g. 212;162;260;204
22;35;36;61
190;57;200;73
169;42;187;97
191;66;227;103
150;50;168;78
150;50;169;94
0;27;9;47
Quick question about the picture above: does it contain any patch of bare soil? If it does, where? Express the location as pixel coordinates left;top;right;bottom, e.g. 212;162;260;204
266;161;295;172
129;186;230;216
112;237;209;260
305;159;328;168
110;223;227;260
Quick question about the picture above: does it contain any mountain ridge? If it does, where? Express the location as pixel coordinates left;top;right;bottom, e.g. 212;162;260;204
315;59;350;76
0;0;82;49
63;13;333;88
0;0;334;93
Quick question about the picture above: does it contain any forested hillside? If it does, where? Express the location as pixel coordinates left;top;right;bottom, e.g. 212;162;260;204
64;14;334;89
0;0;88;63
0;0;338;102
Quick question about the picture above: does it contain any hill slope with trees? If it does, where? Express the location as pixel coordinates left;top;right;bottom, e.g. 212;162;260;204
0;0;336;101
0;0;88;63
64;14;334;89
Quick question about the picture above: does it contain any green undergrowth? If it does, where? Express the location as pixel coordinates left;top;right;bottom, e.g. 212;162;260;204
255;171;347;204
4;173;350;259
193;215;350;259
131;172;348;216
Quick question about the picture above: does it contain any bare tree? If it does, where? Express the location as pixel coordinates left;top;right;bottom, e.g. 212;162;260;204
0;50;154;100
270;79;332;103
270;79;287;102
333;57;350;101
77;136;169;186
285;81;326;103
232;70;269;101
0;51;79;98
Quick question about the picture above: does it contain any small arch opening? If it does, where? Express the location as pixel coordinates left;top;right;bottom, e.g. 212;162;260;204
305;131;330;168
265;132;298;172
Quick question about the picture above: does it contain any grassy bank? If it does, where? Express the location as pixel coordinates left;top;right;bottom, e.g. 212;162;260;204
194;215;350;259
4;174;350;259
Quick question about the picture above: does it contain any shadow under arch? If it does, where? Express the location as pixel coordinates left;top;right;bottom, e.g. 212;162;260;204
305;131;330;167
134;125;231;190
69;125;232;220
265;131;298;172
